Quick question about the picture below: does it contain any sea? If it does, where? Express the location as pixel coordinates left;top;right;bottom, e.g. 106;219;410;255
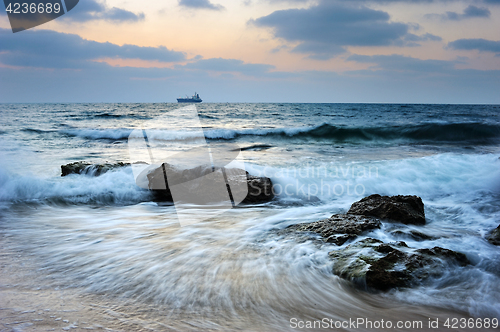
1;103;499;331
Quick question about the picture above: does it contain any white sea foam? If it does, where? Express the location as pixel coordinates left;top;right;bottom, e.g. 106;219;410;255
0;166;150;204
59;124;323;141
248;153;500;206
1;153;500;319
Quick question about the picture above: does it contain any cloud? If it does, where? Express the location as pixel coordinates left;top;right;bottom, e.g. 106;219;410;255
404;32;442;46
244;0;310;4
347;54;455;73
64;0;145;22
178;0;225;11
448;38;500;54
341;0;498;3
251;1;410;59
0;28;278;78
426;5;491;21
0;28;185;68
181;57;275;76
1;56;499;104
462;5;491;17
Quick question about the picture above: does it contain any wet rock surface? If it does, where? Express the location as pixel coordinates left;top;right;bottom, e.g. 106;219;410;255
329;239;470;291
147;163;274;204
287;195;471;291
348;194;426;225
245;175;275;203
390;229;438;241
61;161;131;176
486;225;500;246
287;214;381;245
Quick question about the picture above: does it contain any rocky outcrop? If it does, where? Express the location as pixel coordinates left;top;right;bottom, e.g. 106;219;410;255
329;239;469;291
486;225;500;246
288;194;425;245
287;214;381;245
61;161;274;204
245;175;275;203
348;194;425;225
61;161;131;176
287;194;470;291
147;163;274;204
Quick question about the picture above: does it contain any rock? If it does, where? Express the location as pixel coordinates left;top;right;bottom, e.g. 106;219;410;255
390;229;438;241
486;225;500;246
329;239;469;291
61;161;147;176
61;161;92;176
287;214;381;245
348;194;425;225
414;247;469;266
245;175;275;203
146;163;274;204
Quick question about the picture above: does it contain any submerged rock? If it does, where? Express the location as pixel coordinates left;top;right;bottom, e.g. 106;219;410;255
146;163;274;204
486;225;500;246
287;214;381;245
61;161;131;176
390;229;438;241
348;194;426;225
329;238;470;291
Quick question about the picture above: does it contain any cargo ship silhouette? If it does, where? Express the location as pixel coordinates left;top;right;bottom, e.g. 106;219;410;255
177;92;202;103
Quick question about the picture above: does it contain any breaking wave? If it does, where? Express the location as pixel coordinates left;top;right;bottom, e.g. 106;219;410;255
57;122;500;144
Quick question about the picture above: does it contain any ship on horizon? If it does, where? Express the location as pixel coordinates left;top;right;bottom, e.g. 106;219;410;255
177;92;202;103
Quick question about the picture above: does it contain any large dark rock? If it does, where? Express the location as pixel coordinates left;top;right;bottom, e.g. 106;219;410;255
61;161;131;176
348;194;425;225
287;214;381;245
486;225;500;246
146;163;274;204
284;195;470;291
245;175;275;203
329;238;470;291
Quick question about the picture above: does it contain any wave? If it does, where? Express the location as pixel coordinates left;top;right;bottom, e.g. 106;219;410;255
94;113;122;118
60;128;134;140
58;122;500;144
246;153;500;208
278;122;500;143
0;166;150;205
22;128;55;134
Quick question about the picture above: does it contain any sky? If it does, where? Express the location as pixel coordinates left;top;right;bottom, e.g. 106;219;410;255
0;0;499;103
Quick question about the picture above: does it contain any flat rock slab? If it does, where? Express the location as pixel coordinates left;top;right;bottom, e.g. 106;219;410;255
348;194;426;225
287;214;381;245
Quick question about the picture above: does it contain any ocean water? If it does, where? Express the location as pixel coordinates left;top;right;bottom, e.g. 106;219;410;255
1;103;500;330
